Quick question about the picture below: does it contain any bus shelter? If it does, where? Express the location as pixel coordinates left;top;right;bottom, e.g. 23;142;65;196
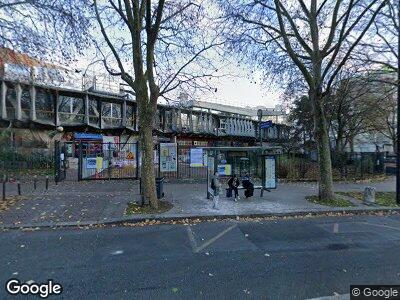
202;146;280;199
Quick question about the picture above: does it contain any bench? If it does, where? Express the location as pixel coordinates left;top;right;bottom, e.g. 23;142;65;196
226;185;270;197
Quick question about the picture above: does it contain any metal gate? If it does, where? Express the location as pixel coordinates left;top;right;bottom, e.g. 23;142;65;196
54;141;67;183
78;141;139;180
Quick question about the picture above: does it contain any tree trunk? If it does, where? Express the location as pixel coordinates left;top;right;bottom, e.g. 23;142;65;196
136;81;158;209
310;90;335;200
140;118;158;208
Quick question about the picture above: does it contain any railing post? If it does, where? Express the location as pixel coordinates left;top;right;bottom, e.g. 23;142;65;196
176;143;180;179
30;85;37;121
108;142;112;180
158;143;161;178
2;175;6;200
1;81;7;119
78;140;83;181
54;140;59;184
17;180;21;196
136;141;139;179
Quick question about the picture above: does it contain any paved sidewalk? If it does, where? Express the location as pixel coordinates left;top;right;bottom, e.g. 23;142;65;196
0;177;396;227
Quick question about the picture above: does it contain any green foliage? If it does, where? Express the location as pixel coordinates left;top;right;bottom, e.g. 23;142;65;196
337;191;398;207
0;147;54;177
276;155;318;180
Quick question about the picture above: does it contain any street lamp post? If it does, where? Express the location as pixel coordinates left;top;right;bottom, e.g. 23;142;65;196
257;109;263;146
397;2;400;204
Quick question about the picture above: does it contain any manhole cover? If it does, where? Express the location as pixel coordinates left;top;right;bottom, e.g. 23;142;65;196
327;243;349;250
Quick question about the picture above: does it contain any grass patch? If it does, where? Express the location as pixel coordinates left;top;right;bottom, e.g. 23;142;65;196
306;195;354;207
125;200;173;215
337;191;399;207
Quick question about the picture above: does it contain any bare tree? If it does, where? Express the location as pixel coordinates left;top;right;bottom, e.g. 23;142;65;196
362;75;398;151
221;0;387;200
92;0;220;208
0;0;90;61
356;0;398;74
326;70;377;154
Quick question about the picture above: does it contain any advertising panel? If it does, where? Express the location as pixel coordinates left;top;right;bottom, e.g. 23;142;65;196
264;155;277;189
190;148;204;167
160;143;177;172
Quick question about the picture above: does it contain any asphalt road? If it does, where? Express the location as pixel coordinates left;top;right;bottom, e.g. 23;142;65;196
1;214;400;299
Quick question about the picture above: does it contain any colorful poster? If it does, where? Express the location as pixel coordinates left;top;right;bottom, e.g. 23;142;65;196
96;157;103;172
86;158;96;169
217;164;231;176
160;143;177;172
190;148;204;167
114;143;137;167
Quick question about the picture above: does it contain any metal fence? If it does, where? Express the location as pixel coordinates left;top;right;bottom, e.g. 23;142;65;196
0;139;390;185
276;152;386;181
78;141;139;180
0;143;54;181
153;144;207;181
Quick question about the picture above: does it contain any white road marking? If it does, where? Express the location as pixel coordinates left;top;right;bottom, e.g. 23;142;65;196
186;224;237;253
186;226;198;252
333;223;339;233
359;221;400;232
306;293;349;300
110;250;124;255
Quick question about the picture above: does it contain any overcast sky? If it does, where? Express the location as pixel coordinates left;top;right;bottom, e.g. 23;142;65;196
203;72;282;108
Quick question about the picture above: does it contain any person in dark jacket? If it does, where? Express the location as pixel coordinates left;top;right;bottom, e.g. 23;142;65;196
227;174;240;201
241;173;254;198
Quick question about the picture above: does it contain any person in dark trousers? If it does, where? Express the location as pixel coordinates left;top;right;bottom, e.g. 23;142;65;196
210;171;221;209
241;173;254;198
227;174;240;201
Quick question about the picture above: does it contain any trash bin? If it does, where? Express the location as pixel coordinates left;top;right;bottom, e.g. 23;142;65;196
156;177;165;199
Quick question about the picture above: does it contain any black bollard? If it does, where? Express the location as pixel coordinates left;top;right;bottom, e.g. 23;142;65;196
2;179;5;200
34;175;37;190
45;176;49;190
17;181;21;196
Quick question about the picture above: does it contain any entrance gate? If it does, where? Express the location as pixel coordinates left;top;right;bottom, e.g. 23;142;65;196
78;141;139;180
54;141;68;183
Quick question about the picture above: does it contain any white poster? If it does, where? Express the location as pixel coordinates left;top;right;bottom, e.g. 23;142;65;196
160;143;177;172
86;158;97;169
190;148;204;167
102;136;120;152
264;156;277;189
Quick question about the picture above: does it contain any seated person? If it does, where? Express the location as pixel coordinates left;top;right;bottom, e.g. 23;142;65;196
227;174;240;201
241;173;254;198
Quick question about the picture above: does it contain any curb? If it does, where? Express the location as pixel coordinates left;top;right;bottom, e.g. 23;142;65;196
1;207;400;230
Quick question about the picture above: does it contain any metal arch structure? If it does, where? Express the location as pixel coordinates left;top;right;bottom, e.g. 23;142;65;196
0;77;290;144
